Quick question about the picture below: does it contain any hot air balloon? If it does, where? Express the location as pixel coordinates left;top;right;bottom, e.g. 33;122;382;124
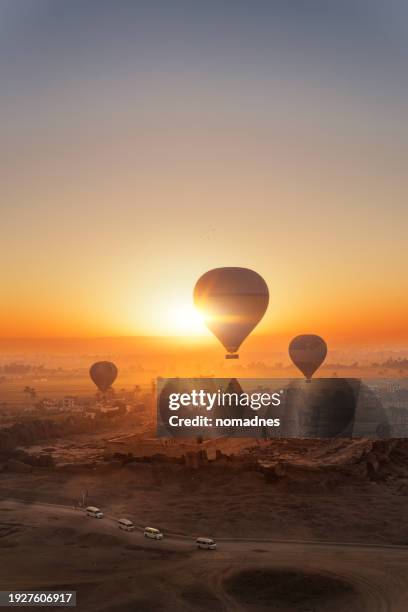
193;267;269;359
289;334;327;381
89;361;118;393
284;377;357;437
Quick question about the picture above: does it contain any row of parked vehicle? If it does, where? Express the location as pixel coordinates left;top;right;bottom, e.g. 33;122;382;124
85;506;217;549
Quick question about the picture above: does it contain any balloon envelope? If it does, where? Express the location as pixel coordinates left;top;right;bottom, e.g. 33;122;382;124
289;334;327;380
89;361;118;393
193;267;269;357
284;377;357;437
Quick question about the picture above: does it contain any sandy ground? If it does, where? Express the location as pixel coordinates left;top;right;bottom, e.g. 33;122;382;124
1;500;408;611
2;461;408;545
3;433;408;610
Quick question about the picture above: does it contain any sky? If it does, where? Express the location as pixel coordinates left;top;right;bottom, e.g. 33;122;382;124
1;1;407;344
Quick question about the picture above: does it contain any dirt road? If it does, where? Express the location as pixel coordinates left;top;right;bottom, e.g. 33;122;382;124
1;498;408;611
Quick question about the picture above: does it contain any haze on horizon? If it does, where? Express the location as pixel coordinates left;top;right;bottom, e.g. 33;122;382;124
1;1;407;346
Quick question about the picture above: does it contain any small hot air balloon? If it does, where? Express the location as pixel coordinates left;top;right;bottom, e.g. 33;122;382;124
285;377;357;437
289;334;327;381
194;267;269;359
89;361;118;393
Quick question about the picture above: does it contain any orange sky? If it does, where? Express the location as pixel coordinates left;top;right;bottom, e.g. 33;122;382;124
2;135;407;344
3;162;407;345
1;3;407;346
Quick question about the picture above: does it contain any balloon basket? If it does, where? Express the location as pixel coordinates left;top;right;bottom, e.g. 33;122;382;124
226;354;239;360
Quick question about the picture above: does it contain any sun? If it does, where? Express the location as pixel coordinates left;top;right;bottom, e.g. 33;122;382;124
167;301;208;335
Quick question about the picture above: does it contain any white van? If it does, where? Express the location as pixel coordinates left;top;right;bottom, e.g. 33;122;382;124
118;518;135;532
86;506;104;519
196;537;216;550
144;527;163;540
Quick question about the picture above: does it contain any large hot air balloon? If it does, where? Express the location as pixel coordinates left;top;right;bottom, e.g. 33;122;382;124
89;361;118;393
193;267;269;358
289;334;327;381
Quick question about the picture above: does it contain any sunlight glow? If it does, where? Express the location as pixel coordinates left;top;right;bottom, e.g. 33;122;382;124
166;301;209;335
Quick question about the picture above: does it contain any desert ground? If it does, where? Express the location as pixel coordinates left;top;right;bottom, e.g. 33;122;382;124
2;431;408;610
1;456;408;545
3;432;408;544
1;499;408;611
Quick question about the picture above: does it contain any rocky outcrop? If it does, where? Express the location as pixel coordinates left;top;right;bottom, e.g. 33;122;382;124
0;416;114;456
